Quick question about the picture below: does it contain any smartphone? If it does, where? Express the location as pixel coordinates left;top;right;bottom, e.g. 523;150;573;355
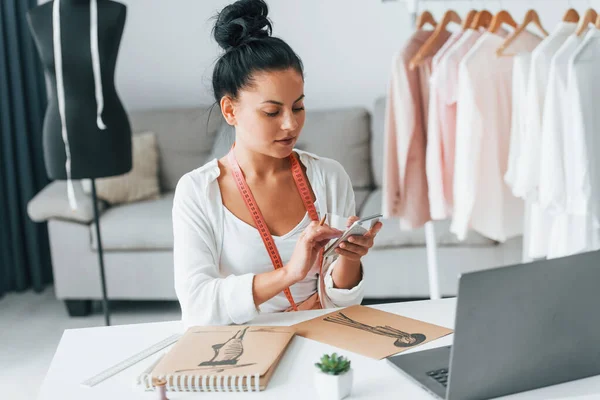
323;214;383;258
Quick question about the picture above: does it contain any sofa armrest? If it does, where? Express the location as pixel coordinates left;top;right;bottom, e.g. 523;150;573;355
27;180;107;224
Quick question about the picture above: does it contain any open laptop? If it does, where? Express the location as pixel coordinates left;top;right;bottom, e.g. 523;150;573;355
387;249;600;400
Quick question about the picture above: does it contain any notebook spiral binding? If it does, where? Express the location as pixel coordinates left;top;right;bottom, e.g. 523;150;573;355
141;373;261;392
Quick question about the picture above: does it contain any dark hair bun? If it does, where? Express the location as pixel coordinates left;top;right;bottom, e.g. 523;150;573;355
213;0;273;51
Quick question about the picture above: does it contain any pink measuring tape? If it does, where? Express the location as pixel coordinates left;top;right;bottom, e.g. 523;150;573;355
227;147;325;311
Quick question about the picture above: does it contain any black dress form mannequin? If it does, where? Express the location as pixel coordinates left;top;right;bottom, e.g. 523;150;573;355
27;0;131;325
27;0;132;180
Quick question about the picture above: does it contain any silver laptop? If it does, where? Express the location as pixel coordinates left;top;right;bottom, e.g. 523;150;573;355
387;250;600;400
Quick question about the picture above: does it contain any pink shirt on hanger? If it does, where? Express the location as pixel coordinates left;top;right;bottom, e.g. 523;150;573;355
383;29;451;230
451;30;542;242
432;30;464;69
427;29;483;219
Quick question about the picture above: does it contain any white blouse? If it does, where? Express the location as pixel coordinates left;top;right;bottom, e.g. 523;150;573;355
173;150;365;328
516;22;577;259
540;34;588;258
221;202;319;314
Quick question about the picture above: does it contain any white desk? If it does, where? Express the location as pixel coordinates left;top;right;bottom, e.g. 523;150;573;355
38;299;600;399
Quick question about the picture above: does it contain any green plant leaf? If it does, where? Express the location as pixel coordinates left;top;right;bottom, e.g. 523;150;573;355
316;353;352;374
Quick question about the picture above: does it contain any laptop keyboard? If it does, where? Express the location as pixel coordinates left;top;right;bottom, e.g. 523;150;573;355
427;368;449;387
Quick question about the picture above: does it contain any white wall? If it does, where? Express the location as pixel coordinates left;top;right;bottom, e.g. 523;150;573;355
40;0;600;112
113;0;413;112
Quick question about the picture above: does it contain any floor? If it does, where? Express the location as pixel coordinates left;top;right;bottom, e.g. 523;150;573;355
1;286;415;400
1;287;181;400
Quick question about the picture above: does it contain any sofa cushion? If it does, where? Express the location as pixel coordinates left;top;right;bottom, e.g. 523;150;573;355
359;189;498;247
299;107;373;189
127;107;224;191
90;192;174;251
27;180;107;224
209;107;374;189
354;188;371;216
371;96;386;188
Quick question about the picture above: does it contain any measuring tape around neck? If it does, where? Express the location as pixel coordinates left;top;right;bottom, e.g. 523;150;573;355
227;148;324;311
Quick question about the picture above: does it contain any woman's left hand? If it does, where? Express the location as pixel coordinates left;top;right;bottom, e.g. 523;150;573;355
335;216;383;261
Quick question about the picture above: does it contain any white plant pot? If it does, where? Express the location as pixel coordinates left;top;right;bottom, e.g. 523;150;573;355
314;368;353;400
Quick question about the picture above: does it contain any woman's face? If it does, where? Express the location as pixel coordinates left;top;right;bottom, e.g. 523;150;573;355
223;68;306;159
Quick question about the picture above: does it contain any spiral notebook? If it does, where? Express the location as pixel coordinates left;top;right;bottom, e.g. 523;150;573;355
138;325;295;392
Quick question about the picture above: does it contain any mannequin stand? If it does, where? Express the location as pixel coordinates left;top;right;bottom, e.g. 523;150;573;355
91;179;110;326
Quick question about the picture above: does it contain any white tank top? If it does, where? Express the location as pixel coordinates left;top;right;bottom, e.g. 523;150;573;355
220;203;320;313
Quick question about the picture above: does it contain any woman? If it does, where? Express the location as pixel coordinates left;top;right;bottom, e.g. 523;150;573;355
173;0;383;327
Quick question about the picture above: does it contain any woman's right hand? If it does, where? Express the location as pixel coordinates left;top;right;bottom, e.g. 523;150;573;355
285;221;343;284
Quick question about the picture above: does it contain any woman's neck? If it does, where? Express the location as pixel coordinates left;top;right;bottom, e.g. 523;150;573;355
232;144;290;180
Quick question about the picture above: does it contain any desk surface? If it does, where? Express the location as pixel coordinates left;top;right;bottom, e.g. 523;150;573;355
38;299;600;399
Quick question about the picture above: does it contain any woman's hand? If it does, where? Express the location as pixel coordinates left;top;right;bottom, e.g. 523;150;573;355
335;216;383;261
285;221;343;284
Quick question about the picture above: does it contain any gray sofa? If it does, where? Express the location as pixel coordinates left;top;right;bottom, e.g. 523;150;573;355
28;97;522;316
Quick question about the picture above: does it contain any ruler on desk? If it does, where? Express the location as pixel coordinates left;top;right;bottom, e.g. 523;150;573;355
81;333;182;388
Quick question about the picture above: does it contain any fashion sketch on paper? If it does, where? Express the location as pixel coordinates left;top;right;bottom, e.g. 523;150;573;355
324;312;426;347
174;327;287;374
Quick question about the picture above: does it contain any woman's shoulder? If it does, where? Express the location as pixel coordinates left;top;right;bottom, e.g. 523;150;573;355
295;149;348;179
173;159;221;206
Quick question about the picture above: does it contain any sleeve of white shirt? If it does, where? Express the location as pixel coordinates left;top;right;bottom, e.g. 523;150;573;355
505;59;524;192
565;60;589;216
321;163;365;308
451;58;483;240
538;64;566;214
173;174;259;328
512;58;544;199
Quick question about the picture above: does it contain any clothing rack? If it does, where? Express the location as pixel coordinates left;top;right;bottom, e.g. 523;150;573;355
383;0;575;301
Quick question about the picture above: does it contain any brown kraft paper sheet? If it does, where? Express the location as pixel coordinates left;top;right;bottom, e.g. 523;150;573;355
292;305;453;359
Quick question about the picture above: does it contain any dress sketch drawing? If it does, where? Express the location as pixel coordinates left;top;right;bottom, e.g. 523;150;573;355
323;312;426;347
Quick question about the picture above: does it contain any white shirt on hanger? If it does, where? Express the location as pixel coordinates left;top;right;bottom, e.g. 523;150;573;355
539;32;590;258
571;28;600;225
514;22;577;259
512;22;577;198
505;54;532;190
566;27;600;253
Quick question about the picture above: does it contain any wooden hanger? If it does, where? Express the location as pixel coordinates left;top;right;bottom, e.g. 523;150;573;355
470;10;493;30
497;10;549;57
462;9;478;30
576;8;598;36
410;10;461;69
489;10;518;33
563;8;580;23
416;10;437;29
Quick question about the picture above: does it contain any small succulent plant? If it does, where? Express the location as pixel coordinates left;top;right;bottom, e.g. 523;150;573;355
315;353;351;376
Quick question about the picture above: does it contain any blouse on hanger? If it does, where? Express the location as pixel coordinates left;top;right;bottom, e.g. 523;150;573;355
383;29;450;230
565;28;600;254
426;29;483;220
570;28;600;225
512;22;577;259
451;30;541;242
540;33;590;258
